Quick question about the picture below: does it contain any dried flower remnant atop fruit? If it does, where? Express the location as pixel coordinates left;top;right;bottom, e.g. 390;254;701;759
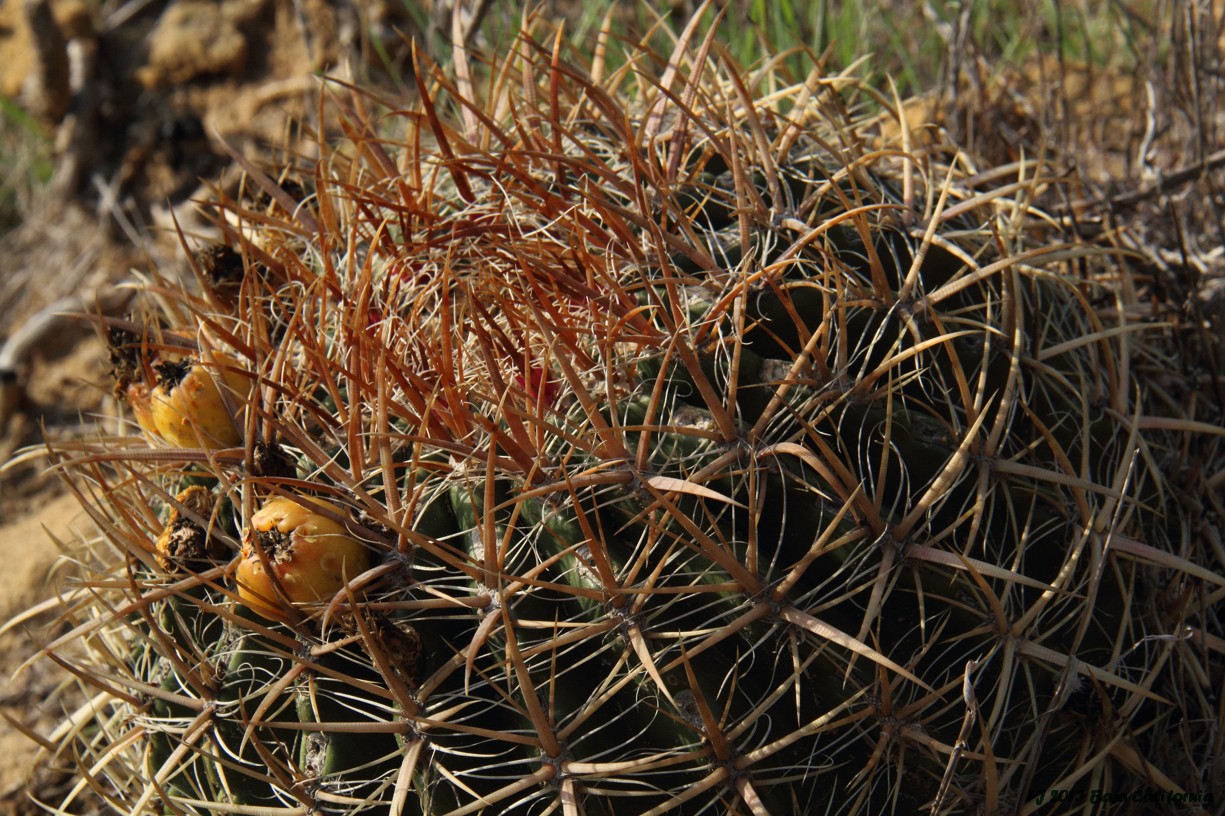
339;607;424;690
106;327;163;436
154;485;226;571
106;326;143;387
249;440;297;480
194;242;246;302
237;496;372;621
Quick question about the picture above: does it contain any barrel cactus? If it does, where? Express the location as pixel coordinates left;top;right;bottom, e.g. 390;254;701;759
28;15;1221;816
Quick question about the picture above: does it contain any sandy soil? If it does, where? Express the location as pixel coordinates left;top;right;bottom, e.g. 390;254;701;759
0;493;92;815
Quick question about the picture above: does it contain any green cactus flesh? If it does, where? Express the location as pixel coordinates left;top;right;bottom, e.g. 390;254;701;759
33;20;1222;816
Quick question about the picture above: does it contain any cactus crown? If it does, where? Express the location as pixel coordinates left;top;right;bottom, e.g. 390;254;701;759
23;13;1221;816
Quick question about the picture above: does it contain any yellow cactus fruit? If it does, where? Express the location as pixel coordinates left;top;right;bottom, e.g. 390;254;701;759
236;496;371;622
150;353;250;448
123;379;160;438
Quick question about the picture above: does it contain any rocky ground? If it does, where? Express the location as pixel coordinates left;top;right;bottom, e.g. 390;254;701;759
0;1;1222;814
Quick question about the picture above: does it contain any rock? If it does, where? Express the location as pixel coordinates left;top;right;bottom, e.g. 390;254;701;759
21;0;70;122
140;0;253;87
0;0;94;102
